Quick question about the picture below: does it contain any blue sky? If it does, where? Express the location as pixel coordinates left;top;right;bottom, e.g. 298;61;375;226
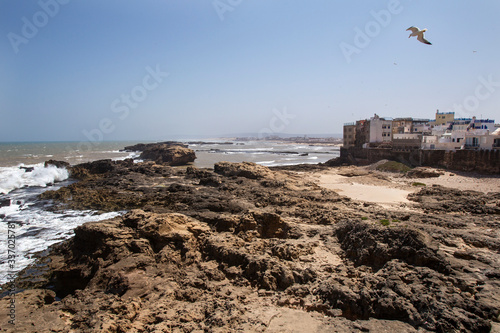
1;0;499;142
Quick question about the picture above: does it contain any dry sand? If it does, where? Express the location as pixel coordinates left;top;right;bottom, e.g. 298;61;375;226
305;165;500;205
315;174;413;204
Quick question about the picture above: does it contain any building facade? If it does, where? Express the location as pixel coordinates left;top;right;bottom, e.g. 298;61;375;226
433;110;455;126
392;118;414;135
369;114;392;145
343;123;356;148
343;112;497;151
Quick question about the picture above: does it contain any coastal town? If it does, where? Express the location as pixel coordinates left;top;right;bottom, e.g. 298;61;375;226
344;110;500;151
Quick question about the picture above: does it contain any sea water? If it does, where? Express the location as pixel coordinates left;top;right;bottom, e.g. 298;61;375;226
0;183;121;285
0;140;339;284
192;140;339;168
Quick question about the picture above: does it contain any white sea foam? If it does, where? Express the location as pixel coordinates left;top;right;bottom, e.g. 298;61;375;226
0;164;69;194
257;160;276;166
112;151;141;161
0;202;19;216
0;204;121;285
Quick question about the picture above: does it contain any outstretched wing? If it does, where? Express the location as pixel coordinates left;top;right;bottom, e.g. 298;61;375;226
417;34;432;45
406;26;419;33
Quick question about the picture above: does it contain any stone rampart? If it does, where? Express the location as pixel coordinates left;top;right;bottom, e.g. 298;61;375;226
341;148;500;174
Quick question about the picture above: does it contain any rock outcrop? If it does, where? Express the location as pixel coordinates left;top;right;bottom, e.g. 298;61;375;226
123;141;189;152
408;185;500;214
405;167;444;178
123;142;196;166
44;160;70;169
2;161;499;332
214;161;272;179
140;144;196;165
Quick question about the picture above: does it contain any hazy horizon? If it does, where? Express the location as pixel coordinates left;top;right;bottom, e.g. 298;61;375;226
2;1;499;143
0;132;344;144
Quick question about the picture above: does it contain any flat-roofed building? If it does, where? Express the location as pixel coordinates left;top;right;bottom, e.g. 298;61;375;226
433;110;455;126
368;114;393;145
392;118;414;134
343;122;356;148
354;119;370;148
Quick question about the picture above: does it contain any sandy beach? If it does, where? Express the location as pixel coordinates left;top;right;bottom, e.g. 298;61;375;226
305;164;500;206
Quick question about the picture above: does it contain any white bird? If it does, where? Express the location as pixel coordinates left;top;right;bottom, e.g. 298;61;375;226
406;26;432;45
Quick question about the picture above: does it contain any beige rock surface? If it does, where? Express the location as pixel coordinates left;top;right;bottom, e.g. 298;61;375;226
1;160;499;332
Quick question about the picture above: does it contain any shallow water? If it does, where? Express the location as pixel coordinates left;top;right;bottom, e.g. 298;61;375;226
191;141;339;168
0;181;122;285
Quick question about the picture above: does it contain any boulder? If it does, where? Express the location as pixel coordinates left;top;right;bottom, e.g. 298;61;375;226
44;160;70;169
120;142;196;166
139;144;196;166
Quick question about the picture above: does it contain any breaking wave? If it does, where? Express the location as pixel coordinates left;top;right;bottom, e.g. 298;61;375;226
0;164;69;194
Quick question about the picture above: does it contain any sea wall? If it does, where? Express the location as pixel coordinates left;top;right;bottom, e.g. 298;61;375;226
341;148;500;174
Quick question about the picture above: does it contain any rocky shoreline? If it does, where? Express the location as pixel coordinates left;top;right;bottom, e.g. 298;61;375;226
1;156;499;332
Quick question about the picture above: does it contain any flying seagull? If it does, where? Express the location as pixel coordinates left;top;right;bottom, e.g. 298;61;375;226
406;26;432;45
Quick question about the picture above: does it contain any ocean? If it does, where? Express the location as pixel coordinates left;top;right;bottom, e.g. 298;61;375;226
0;140;339;284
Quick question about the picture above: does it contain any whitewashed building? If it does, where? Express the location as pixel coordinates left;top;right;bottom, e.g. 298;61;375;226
422;117;497;150
369;114;393;144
